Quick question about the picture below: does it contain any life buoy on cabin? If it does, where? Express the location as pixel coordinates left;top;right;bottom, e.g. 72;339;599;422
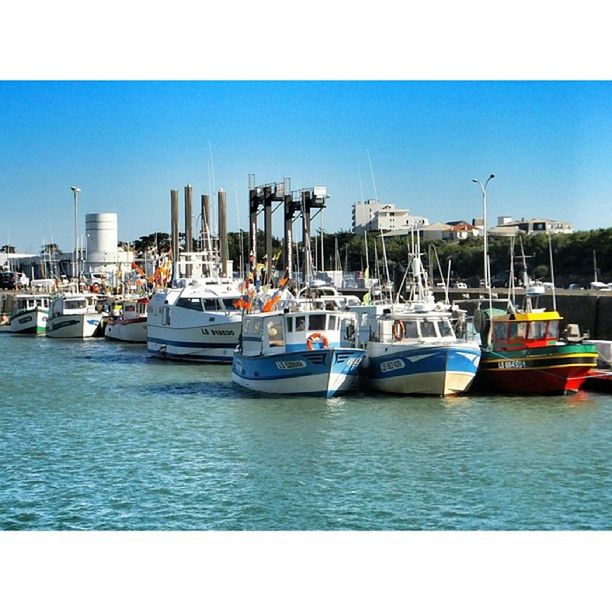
306;332;329;351
392;319;405;342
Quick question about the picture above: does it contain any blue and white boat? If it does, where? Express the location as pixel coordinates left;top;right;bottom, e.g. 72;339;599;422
354;236;480;396
232;307;365;398
355;302;481;395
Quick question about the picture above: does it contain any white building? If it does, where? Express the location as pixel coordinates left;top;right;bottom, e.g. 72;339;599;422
489;216;574;236
352;199;429;235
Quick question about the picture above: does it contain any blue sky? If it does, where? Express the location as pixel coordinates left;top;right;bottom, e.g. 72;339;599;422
1;80;611;253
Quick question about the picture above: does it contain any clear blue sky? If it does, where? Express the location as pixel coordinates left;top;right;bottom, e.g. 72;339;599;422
1;80;611;253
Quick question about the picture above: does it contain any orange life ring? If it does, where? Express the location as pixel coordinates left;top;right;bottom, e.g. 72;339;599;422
306;332;329;351
392;319;405;341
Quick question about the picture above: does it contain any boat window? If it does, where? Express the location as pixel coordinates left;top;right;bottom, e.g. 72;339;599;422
65;299;86;309
267;317;285;347
203;298;220;311
244;318;263;336
295;316;306;332
328;315;338;330
176;297;204;311
419;320;437;338
438;319;454;338
494;322;507;340
528;321;547;340
547;321;559;339
508;322;527;339
308;314;327;331
287;317;293;332
221;298;239;311
404;320;419;338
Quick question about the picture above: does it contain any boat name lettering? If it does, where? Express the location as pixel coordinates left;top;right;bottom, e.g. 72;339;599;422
498;360;526;369
202;328;235;336
381;359;405;372
276;360;307;370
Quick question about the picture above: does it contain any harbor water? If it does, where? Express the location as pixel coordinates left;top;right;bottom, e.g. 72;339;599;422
1;334;610;531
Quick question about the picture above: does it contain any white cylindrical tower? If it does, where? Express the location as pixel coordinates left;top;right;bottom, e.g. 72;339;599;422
85;213;118;265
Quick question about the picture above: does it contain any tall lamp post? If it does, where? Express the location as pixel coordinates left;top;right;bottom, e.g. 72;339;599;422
70;186;81;280
472;174;495;289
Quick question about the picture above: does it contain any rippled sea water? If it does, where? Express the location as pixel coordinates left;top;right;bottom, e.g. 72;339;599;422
1;334;610;530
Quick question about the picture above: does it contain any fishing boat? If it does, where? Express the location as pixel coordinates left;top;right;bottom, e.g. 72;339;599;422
472;234;598;394
104;296;149;343
471;290;598;394
147;279;243;363
9;294;51;334
355;234;481;396
46;293;106;338
232;306;365;397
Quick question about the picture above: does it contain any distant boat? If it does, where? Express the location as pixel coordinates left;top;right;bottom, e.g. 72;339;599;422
9;293;51;334
105;296;149;343
232;306;365;398
46;293;106;338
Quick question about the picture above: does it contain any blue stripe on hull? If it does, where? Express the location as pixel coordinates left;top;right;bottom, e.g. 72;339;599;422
366;345;480;380
147;336;238;350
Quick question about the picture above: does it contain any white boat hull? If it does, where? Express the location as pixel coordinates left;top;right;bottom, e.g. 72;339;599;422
105;318;147;343
148;321;241;362
46;313;105;338
10;307;48;334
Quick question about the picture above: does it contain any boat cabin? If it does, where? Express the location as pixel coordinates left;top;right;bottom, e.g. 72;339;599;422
491;311;562;351
120;297;149;320
241;310;357;356
51;294;98;316
14;295;50;314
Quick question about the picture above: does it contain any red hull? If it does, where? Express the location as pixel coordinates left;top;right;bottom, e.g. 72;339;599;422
473;365;594;394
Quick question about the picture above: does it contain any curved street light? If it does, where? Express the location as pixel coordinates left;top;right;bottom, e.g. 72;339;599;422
472;174;495;289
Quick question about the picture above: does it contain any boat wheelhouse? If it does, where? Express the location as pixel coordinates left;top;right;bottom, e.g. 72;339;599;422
232;308;365;397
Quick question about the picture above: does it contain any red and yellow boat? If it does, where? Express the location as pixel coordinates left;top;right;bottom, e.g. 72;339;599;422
472;308;598;394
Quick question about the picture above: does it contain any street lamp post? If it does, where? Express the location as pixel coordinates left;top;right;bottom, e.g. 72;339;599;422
472;174;495;289
70;186;81;281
